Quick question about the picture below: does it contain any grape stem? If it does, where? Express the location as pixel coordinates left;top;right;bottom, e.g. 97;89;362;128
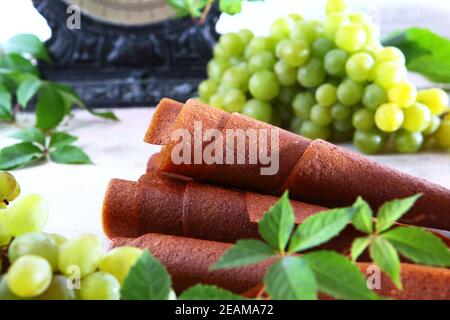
198;0;214;25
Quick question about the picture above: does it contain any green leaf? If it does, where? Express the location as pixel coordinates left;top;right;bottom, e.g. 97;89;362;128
10;128;45;146
166;0;191;17
0;105;13;121
49;132;78;149
17;78;41;108
351;236;371;262
0;84;12;113
258;191;295;252
179;285;245;300
219;0;243;15
303;250;381;300
121;250;172;300
376;194;421;233
289;207;353;253
382;227;450;267
35;85;66;130
4;34;51;62
351;197;373;234
49;145;92;164
211;239;276;270
369;236;402;289
0;53;39;75
0;142;43;170
264;256;317;300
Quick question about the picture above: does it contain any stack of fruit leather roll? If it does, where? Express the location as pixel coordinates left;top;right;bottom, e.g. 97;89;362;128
103;98;450;299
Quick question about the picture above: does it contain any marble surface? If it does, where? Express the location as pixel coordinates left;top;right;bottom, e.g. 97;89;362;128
1;108;449;240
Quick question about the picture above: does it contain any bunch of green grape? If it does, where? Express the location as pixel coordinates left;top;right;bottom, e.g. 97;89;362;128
198;0;450;154
0;171;147;300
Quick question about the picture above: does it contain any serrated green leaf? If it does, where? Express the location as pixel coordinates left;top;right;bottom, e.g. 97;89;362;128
351;236;371;262
121;250;172;300
17;78;41;108
376;194;421;233
219;0;243;15
49;145;92;164
352;197;373;234
369;237;402;289
49;132;78;149
179;284;246;300
303;250;381;300
4;34;50;62
211;239;276;270
0;142;43;170
35;85;66;130
10;128;45;146
264;256;317;300
0;84;12;112
382;227;450;267
258;191;295;252
289;207;353;253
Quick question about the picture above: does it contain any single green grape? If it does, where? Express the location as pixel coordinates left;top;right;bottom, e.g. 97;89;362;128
345;52;374;82
376;46;405;65
78;272;120;300
310;104;333;126
221;65;249;91
249;70;280;101
241;99;273;123
248;51;276;73
46;233;68;247
311;37;335;59
290;117;303;133
209;93;225;110
278;85;299;104
58;234;104;277
375;102;404;132
238;29;254;43
362;84;387;111
333;118;353;132
0;211;11;246
7;183;20;203
198;79;218;100
352;108;375;131
331;103;351;120
300;121;331;140
337;78;364;106
422;116;441;136
326;0;347;15
275;39;290;59
315;83;337;107
280;39;310;67
417;88;448;116
207;59;229;80
213;45;227;59
290;20;318;45
292;92;315;120
394;130;424;153
388;82;417;108
435;119;450;149
0;171;19;203
324;49;349;77
0;276;23;300
297;58;326;88
353;129;385;154
335;23;367;52
373;61;405;89
274;60;297;86
323;12;348;40
403;102;432;132
245;37;275;58
7;255;52;298
99;246;143;285
9;232;58;271
270;17;290;40
223;89;246;113
219;33;245;57
228;56;245;67
6;194;48;237
36;275;76;300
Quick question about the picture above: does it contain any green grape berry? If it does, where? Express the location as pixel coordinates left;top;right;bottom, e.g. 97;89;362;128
36;275;76;300
315;83;337;107
248;51;276;73
99;246;143;285
270;17;290;40
9;232;58;271
47;233;68;247
323;13;348;40
6;194;48;237
275;39;290;59
300;121;331;140
310;104;333;126
278;85;298;104
324;49;349;77
198;79;218;100
78;272;120;300
373;61;405;89
353;129;385;154
242;99;273;123
223;89;246;112
209;93;225;110
417;88;448;116
58;234;104;277
335;23;367;52
375;102;404;132
292;92;315;120
238;29;254;43
388;82;417;108
434;119;450;149
333;118;353;132
337;78;364;106
0;211;11;246
221;65;249;91
403;102;432;132
297;58;326;88
280;39;310;67
312;37;334;59
274;60;297;86
290;20;319;45
423;116;441;136
245;37;275;58
249;70;280;101
0;171;20;203
345;52;374;82
7;255;52;298
326;0;347;15
376;46;405;65
219;33;245;57
352;108;375;131
362;84;387;111
207;59;229;80
331;103;351;120
394;130;424;153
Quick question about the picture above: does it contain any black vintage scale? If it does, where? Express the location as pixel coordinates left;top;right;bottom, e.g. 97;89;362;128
32;0;220;107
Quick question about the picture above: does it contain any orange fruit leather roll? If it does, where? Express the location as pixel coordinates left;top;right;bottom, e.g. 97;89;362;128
110;233;450;300
144;98;450;231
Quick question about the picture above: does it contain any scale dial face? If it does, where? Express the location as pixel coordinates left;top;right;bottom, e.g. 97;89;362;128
64;0;176;26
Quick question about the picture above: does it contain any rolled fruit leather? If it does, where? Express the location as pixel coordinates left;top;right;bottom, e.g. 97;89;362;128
144;98;450;231
110;233;450;299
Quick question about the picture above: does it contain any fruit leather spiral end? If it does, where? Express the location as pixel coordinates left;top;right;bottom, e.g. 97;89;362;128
144;98;183;145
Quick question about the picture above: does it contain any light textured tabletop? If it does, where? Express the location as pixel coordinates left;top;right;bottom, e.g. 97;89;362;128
1;108;449;241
